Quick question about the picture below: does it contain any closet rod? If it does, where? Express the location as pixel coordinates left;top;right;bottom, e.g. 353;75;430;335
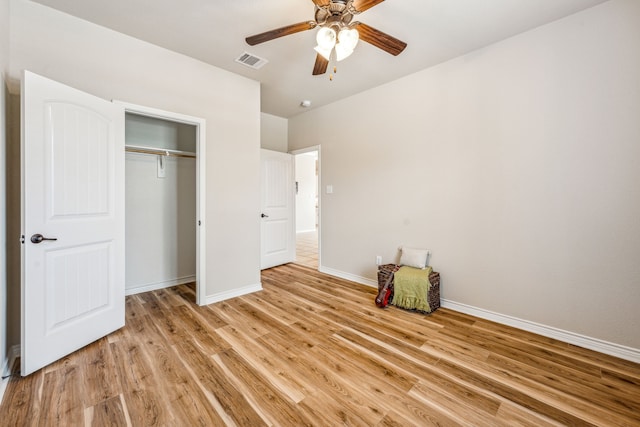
125;144;196;158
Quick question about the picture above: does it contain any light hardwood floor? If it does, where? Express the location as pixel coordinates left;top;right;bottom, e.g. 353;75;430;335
296;231;318;269
2;263;639;426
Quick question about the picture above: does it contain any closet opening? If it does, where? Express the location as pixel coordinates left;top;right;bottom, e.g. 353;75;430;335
120;103;206;305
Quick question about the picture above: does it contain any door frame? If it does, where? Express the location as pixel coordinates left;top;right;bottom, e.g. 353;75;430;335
116;101;207;306
290;145;321;270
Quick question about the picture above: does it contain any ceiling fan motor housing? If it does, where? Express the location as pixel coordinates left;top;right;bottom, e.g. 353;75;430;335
315;0;354;27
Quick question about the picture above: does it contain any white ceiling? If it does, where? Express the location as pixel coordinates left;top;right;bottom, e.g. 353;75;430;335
32;0;608;118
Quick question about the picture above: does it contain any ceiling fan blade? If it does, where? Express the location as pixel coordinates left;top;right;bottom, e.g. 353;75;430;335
352;0;385;13
352;22;407;56
311;0;331;6
312;54;329;75
246;21;316;46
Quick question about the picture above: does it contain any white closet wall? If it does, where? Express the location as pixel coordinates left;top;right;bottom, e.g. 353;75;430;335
125;114;196;293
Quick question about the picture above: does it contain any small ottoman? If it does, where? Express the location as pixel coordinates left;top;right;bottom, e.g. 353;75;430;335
375;264;440;313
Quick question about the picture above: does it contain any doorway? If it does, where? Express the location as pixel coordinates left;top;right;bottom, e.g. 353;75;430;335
292;147;320;269
118;102;207;305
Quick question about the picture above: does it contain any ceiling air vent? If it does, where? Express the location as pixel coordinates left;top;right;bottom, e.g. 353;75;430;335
235;52;268;70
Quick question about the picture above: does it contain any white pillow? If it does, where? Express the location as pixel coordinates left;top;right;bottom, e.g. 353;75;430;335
399;247;430;269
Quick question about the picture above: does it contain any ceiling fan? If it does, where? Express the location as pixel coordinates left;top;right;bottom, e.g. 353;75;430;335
245;0;407;76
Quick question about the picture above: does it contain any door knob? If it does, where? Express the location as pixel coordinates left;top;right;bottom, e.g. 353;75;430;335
30;234;58;244
261;213;269;218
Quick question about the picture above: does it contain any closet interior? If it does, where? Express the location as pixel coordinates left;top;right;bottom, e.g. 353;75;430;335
124;112;197;295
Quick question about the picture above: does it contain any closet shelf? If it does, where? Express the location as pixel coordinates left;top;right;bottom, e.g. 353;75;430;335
125;144;196;158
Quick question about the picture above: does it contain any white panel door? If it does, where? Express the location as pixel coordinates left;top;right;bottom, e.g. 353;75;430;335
21;71;125;376
260;149;295;269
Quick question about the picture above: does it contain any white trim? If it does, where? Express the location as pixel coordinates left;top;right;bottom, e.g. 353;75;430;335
441;299;640;364
125;275;196;296
296;228;317;234
205;283;263;305
318;266;378;288
0;345;20;401
114;101;207;306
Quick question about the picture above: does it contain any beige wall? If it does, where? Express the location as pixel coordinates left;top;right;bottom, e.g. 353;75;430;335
260;112;288;152
8;0;261;319
0;0;8;369
5;93;18;357
289;0;640;350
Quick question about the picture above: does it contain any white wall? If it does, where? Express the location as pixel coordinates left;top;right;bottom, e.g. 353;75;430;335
260;112;288;152
295;153;317;232
9;0;261;312
125;153;196;293
0;0;9;373
289;0;640;352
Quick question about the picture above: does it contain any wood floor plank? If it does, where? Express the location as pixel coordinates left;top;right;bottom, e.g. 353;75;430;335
297;388;382;427
168;304;230;354
119;389;169;427
495;400;568;427
213;349;315;426
0;369;43;426
409;380;507;427
108;337;173;425
80;338;121;408
1;263;639;427
238;292;300;325
173;338;267;426
486;352;640;422
216;324;314;403
433;356;608;426
39;364;84;426
86;394;129;426
378;406;462;427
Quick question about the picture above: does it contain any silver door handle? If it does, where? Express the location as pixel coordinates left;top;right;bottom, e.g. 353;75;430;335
30;234;58;244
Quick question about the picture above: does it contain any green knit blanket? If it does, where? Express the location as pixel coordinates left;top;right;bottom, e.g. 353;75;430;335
392;266;433;312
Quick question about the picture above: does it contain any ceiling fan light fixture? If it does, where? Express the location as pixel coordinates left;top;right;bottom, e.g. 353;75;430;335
316;26;337;50
335;43;354;61
338;28;359;50
314;45;333;61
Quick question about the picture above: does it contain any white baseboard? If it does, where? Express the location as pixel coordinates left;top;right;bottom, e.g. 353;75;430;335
441;299;640;364
296;229;317;234
315;266;640;364
125;275;196;296
1;345;20;403
205;283;263;305
318;266;378;288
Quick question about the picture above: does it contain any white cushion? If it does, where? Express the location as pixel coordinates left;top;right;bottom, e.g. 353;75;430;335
399;247;430;269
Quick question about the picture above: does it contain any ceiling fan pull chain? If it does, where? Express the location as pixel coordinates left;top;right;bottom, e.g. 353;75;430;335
329;64;338;81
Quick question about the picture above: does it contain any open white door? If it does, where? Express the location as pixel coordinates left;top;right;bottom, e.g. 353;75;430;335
260;149;295;269
21;71;125;376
